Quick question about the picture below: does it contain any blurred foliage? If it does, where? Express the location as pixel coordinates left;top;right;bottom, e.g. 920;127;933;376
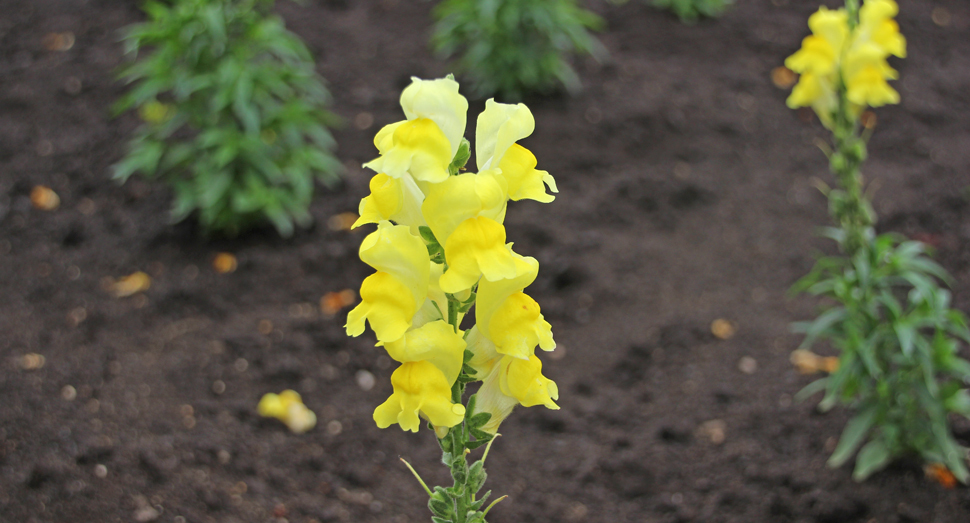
610;0;733;23
431;0;606;100
113;0;340;237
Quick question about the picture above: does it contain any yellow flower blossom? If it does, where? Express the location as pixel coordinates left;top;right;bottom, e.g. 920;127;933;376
363;118;452;184
346;222;429;342
475;99;557;203
399;76;468;159
784;0;904;123
383;320;466;385
476;253;555;359
421;171;508;245
354;172;427;230
438;216;518;294
374;360;466;432
465;327;558;434
258;390;317;433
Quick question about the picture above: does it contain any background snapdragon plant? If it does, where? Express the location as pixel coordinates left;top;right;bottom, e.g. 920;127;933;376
650;0;733;23
431;0;606;99
345;76;560;522
113;0;340;237
786;0;970;482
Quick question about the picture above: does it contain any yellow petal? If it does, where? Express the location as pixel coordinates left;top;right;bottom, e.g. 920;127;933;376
846;65;900;107
500;354;559;409
257;393;285;418
464;325;501;378
476;252;539;334
383;320;466;384
346;272;419;342
487;292;556;359
785;35;838;75
373;361;466;432
475;99;535;170
472;359;519;434
358;221;430;309
421;171;508;245
497;144;557;203
439;217;517;294
400;76;468;158
807;6;849;52
354;173;427;229
363;119;451;183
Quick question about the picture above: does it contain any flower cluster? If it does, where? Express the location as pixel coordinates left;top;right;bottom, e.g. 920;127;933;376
785;0;906;126
346;77;560;435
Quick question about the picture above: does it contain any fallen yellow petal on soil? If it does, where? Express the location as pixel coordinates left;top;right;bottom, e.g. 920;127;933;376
213;252;237;274
327;212;359;231
31;186;60;210
108;271;151;298
790;349;840;375
711;318;736;340
771;66;797;89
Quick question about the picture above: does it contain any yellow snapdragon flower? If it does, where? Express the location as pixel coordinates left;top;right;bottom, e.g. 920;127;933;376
383;320;466;384
476;253;555;359
438;216;518;294
373;360;466;432
258;390;317;433
354;172;427;230
476;99;558;203
465;327;559;434
346;221;430;343
785;0;905;125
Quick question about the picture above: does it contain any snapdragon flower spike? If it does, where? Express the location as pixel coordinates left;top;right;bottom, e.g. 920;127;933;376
785;0;905;125
476;252;555;359
346;221;429;343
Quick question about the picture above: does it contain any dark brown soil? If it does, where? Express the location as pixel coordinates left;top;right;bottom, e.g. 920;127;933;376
2;0;970;522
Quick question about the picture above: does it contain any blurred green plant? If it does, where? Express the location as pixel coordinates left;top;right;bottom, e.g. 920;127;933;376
113;0;340;237
431;0;606;99
787;0;970;482
650;0;732;22
609;0;732;23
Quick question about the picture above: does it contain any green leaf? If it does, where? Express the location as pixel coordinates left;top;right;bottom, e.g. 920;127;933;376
851;439;891;481
794;377;829;403
793;307;847;349
828;407;878;468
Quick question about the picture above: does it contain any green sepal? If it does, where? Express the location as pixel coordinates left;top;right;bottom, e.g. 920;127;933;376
467;460;486;493
448;138;471;175
432;517;453;523
429;497;453;518
450;454;468;484
468;490;491;511
467;412;491;429
469;427;493;442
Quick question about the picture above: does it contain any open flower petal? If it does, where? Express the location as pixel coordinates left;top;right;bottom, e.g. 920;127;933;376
373;361;466;432
400;76;468;158
383;320;466;384
439;216;517;294
421;171;508;245
475;99;535;170
498;144;557;203
363;119;452;183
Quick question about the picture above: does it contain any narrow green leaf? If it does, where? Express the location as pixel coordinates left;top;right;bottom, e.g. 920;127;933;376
851;439;891;481
828;407;878;468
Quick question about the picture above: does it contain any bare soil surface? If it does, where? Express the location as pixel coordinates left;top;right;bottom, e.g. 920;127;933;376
2;0;970;522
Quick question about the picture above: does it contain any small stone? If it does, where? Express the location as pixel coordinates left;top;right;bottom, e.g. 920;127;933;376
94;464;107;478
19;353;46;370
355;370;375;391
711;319;736;340
61;385;77;401
327;420;342;435
135;506;159;522
234;358;249;372
738;356;758;374
697;419;726;445
213;253;237;274
217;450;231;465
211;380;226;395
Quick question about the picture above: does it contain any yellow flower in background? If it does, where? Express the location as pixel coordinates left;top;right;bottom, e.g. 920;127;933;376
438;216;518;294
476;253;555;359
374;360;466;432
258;390;317;434
346;221;430;342
784;0;904;123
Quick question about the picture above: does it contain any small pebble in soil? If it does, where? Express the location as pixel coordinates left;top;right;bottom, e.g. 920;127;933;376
738;356;758;374
356;370;375;391
36;140;54;157
76;197;96;215
61;385;77;401
566;503;588;521
234;358;248;372
67;266;81;280
697;419;726;445
548;345;566;360
94;464;107;478
327;420;342;435
212;252;237;274
711;319;736;340
30;185;59;210
19;353;46;370
932;7;951;27
211;380;225;395
68;306;88;327
218;450;230;464
354;112;373;130
258;319;273;335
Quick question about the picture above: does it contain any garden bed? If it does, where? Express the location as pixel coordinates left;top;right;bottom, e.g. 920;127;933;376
2;0;969;521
